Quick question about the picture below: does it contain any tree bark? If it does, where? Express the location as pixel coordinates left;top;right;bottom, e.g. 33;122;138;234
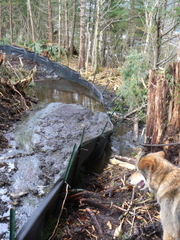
58;0;62;57
47;0;53;43
64;0;69;50
92;0;100;74
177;34;180;62
69;0;77;55
9;0;13;44
78;0;86;69
89;1;96;62
0;4;2;40
27;0;35;42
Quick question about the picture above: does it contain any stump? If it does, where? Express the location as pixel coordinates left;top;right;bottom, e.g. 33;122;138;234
144;62;180;163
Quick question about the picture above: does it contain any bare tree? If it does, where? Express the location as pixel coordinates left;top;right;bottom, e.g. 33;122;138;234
69;0;77;55
143;0;180;68
177;34;180;62
92;0;101;73
9;0;13;44
78;0;86;69
0;3;2;40
47;0;53;43
58;0;62;56
27;0;35;42
64;0;69;50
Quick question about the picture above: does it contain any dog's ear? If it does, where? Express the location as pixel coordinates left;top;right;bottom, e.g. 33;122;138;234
138;156;156;173
154;151;165;158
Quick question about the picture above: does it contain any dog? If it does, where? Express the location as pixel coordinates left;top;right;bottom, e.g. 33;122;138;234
130;151;180;240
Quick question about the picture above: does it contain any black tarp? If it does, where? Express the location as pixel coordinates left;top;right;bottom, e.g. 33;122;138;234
16;132;112;240
0;45;103;103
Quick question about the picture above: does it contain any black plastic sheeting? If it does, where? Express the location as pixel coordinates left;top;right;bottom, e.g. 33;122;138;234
16;132;112;240
0;45;103;103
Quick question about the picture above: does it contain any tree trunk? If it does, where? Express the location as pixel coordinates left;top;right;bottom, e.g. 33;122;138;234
69;0;77;56
153;16;161;68
58;0;62;57
89;1;96;62
177;34;180;62
64;0;69;50
92;0;100;74
145;63;180;162
78;0;86;69
85;22;91;76
47;0;53;43
0;4;2;40
27;0;35;42
9;0;13;44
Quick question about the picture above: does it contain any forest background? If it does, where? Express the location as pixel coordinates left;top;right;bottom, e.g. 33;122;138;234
0;0;180;122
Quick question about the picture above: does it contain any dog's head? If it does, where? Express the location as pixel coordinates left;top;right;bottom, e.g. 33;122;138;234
130;151;166;192
129;170;146;190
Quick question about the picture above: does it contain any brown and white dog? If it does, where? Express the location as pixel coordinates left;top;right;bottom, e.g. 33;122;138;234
130;151;180;240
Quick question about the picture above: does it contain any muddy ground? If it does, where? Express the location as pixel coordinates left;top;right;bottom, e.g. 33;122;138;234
0;54;163;240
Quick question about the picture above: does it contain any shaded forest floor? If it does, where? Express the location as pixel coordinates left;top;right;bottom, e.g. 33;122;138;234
53;159;162;240
0;54;163;240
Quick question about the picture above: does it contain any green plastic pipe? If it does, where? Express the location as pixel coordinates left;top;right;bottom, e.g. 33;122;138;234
10;208;15;240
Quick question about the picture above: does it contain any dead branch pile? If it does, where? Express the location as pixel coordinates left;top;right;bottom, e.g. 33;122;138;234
0;53;38;149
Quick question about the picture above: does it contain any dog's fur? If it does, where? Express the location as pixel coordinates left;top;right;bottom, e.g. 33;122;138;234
130;151;180;240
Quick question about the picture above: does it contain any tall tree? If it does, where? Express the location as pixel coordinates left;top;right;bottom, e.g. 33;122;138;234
69;0;77;55
78;0;86;69
92;0;101;73
143;0;180;68
27;0;35;42
64;0;69;49
58;0;62;56
9;0;13;44
177;34;180;62
47;0;53;43
0;3;2;40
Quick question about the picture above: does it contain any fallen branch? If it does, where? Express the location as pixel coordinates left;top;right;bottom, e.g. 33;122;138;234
68;190;101;201
15;66;37;91
48;183;70;240
86;207;104;239
142;142;180;147
109;158;135;170
105;184;122;197
113;155;136;163
111;104;147;123
7;81;29;110
80;198;109;212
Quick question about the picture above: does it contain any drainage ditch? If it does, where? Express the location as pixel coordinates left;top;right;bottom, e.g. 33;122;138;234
0;45;113;240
